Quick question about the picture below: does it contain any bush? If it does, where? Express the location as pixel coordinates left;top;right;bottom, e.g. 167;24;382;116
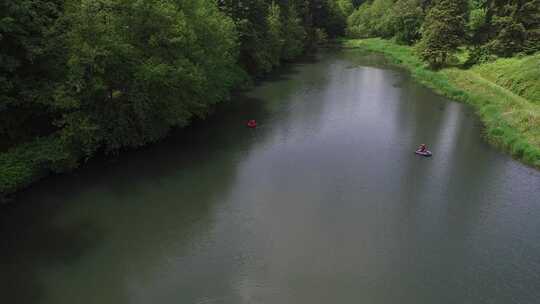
388;0;424;45
347;0;394;38
0;135;78;197
417;0;468;68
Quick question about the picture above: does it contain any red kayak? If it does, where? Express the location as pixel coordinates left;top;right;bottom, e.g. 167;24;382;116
247;120;257;128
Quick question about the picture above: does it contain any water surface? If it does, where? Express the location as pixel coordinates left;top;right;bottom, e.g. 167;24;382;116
1;49;539;304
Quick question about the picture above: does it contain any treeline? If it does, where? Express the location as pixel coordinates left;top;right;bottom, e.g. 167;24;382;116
347;0;540;67
0;0;350;197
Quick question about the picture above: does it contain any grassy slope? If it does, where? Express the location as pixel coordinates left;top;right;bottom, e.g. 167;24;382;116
472;54;540;105
344;38;540;168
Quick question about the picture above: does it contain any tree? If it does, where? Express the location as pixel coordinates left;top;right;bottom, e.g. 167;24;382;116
282;2;306;60
336;0;355;16
219;0;273;75
347;0;395;38
56;0;242;153
266;1;284;67
0;0;63;148
388;0;424;44
487;0;540;56
417;0;469;68
347;2;374;38
323;0;348;37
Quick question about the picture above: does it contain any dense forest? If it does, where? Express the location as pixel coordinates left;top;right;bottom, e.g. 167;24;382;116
348;0;540;67
0;0;352;197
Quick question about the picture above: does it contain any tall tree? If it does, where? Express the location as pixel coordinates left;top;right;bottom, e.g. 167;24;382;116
417;0;469;68
0;0;63;148
218;0;273;75
347;0;395;38
57;0;242;153
487;0;540;56
388;0;424;44
282;2;306;60
266;1;284;67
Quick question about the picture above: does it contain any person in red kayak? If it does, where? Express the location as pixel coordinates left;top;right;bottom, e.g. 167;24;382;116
247;120;257;128
418;144;427;152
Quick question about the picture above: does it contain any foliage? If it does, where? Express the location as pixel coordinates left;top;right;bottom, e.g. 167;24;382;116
56;0;243;154
281;2;306;60
347;0;395;38
346;3;372;38
346;0;540;65
320;0;349;38
219;0;275;74
464;45;497;66
416;0;469;68
336;0;355;17
266;1;285;67
468;7;487;33
388;0;424;45
0;135;77;199
486;0;540;57
0;0;63;147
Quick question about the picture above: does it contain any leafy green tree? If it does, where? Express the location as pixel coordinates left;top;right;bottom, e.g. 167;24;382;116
337;0;355;16
323;0;349;37
521;0;540;53
266;1;284;67
347;2;377;38
0;0;63;148
57;0;242;153
370;0;396;37
347;0;395;38
388;0;424;44
282;2;306;60
468;0;488;34
417;0;469;68
487;0;540;56
219;0;274;74
351;0;367;7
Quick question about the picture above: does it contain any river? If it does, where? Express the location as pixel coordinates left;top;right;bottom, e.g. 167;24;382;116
1;49;539;304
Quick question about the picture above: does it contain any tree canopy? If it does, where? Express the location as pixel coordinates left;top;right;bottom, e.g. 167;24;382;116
347;0;540;66
0;0;349;196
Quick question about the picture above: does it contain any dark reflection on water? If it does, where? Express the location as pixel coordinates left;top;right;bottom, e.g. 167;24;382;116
1;49;539;304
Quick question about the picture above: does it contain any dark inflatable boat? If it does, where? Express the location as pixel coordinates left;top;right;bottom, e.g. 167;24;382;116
415;150;432;157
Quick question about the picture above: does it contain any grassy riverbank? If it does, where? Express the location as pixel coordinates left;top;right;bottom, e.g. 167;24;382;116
344;38;540;169
472;54;540;104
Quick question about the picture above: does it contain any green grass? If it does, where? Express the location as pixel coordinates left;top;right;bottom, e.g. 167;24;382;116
343;38;540;168
472;54;540;105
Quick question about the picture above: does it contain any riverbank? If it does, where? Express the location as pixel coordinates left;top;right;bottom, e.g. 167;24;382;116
344;38;540;169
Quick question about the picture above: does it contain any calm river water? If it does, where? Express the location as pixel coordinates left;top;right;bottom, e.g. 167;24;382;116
1;49;539;304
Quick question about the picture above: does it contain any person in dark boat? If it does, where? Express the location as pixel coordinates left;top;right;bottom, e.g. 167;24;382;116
415;144;432;157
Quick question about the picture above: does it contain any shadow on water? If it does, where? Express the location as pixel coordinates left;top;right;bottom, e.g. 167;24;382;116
0;63;298;302
0;211;102;304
